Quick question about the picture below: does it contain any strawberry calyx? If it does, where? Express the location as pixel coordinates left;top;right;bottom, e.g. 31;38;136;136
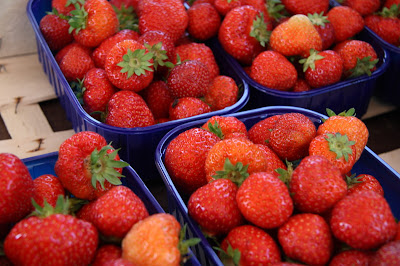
112;4;139;31
307;12;330;27
250;13;271;47
212;158;249;186
68;1;88;34
89;145;129;189
215;243;241;266
324;108;356;120
345;173;362;188
347;56;379;78
325;133;356;162
378;4;400;18
178;224;201;263
117;48;154;78
266;0;288;21
47;8;70;20
30;195;71;218
299;49;325;72
144;42;175;71
206;120;224;140
276;160;293;188
70;78;85;105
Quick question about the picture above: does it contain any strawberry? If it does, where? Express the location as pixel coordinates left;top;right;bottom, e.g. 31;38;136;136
289;155;347;214
308;12;336;50
346;173;384;196
137;0;188;44
278;213;334;265
330;190;397;250
187;3;222;41
92;29;140;69
204;137;269;183
204;75;239;111
110;0;140;9
236;172;294;229
365;6;400;46
248;114;281;147
218;5;268;65
334;39;379;78
220;225;281;265
57;42;95;82
341;0;381;16
0;153;34;224
105;90;156;127
54;131;129;200
308;132;357;175
33;174;65;208
214;0;245;16
327;6;364;43
141;80;173;119
77;185;149;239
188;178;245;236
112;2;139;32
92;244;123;266
52;0;77;15
165;128;221;195
82;68;118;118
39;10;73;52
317;108;369;161
291;78;312;92
201;115;248;140
396;223;400;240
370;240;400;265
329;249;372;266
249;50;298;91
121;213;193;265
167;60;211;98
104;39;154;92
384;0;400;9
256;144;287;177
169;97;212;120
4;196;98;265
244;0;275;31
175;42;220;79
268;112;317;161
299;49;344;88
68;0;119;47
270;14;322;57
281;0;329;15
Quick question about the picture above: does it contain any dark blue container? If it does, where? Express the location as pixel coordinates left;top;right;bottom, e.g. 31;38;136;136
22;152;201;266
26;0;249;182
155;106;400;266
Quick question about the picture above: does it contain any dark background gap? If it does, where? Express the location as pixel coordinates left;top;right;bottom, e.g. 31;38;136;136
39;99;72;132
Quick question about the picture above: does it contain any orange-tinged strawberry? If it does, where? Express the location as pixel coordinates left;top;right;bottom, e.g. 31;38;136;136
169;97;212;120
204;75;239;111
327;6;364;43
270;14;322;57
187;3;221;41
121;213;182;266
201;116;248;140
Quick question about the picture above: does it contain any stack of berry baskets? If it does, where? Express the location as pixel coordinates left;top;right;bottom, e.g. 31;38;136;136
26;0;249;182
155;106;400;266
22;151;201;266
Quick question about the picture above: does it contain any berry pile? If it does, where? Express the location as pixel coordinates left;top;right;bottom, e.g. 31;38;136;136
164;109;400;265
0;131;199;265
39;0;241;128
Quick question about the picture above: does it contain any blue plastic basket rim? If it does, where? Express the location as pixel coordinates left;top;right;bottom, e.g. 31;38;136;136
26;0;250;135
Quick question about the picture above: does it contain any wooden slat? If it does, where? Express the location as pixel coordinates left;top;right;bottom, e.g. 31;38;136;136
379;149;400;174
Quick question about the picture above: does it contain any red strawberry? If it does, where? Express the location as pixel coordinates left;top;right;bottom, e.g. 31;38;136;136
39;11;73;52
346;173;384;196
256;144;287;178
164;128;221;195
201;115;248;140
92;245;123;266
329;249;372;266
327;6;364;43
218;5;267;65
0;153;34;224
236;172;294;229
187;3;221;41
384;0;400;9
243;0;275;31
308;12;336;50
54;131;129;200
330;190;397;250
110;0;140;9
308;132;357;175
270;14;322;57
52;0;76;15
268;112;317;161
169;97;212;120
167;60;211;98
77;185;149;239
69;0;119;48
214;0;245;16
278;213;334;265
137;0;188;43
57;42;95;82
281;0;329;15
105;90;156;128
291;78;312;92
248;114;281;147
4;197;98;265
33;174;65;208
370;240;400;265
82;68;118;118
220;225;281;265
249;50;298;91
204;75;239;111
104;39;154;92
299;49;344;88
289;155;347;214
92;29;140;69
141;80;173;119
188;178;245;236
341;0;381;16
365;8;400;46
175;42;220;79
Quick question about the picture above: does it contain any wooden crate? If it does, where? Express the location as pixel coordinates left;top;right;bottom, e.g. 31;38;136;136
0;53;74;158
